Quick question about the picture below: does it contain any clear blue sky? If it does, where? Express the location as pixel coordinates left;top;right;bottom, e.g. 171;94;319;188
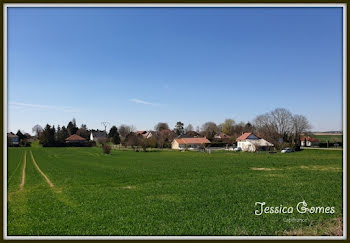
7;7;343;134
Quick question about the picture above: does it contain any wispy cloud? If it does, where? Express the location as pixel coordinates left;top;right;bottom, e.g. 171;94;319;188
9;102;78;113
129;98;161;106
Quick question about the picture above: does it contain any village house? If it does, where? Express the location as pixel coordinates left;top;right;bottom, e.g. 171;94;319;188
136;131;147;137
236;132;274;152
300;136;320;147
90;130;107;142
171;137;211;150
65;134;86;144
7;133;19;146
136;131;156;139
144;131;156;139
214;132;230;139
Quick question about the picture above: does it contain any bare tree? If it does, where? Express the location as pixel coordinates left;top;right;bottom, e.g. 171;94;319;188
270;108;293;138
292;114;311;146
32;124;43;137
118;124;136;138
185;124;194;133
292;114;311;135
119;124;132;138
201;122;220;139
253;108;311;149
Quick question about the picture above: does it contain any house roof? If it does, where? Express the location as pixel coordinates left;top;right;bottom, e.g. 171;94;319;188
7;133;18;138
177;134;195;138
144;131;157;137
300;136;320;142
160;129;172;134
215;132;230;138
136;131;147;135
249;138;274;147
65;134;86;141
91;131;107;138
174;137;210;144
236;132;260;141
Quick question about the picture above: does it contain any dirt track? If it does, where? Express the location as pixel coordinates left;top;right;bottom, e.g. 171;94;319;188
29;151;54;188
19;151;26;191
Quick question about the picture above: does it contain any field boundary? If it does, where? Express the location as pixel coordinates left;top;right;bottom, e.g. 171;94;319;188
19;151;26;191
29;151;54;188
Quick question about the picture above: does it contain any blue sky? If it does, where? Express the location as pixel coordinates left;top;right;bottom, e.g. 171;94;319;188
7;7;343;134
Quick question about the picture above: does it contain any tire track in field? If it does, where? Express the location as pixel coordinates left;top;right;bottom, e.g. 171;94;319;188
19;151;27;191
29;151;81;209
8;150;25;183
29;150;54;188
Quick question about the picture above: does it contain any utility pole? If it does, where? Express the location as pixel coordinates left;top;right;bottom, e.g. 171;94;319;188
101;122;110;133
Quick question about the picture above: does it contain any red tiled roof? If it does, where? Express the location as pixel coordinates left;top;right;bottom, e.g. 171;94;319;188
236;132;259;141
136;131;147;135
216;132;230;138
174;137;210;144
65;134;86;141
300;136;320;142
236;132;261;141
160;129;172;134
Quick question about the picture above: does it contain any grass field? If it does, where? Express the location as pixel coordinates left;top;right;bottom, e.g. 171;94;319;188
7;147;343;236
312;135;343;143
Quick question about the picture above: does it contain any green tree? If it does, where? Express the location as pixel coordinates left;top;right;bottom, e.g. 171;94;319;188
77;124;90;140
174;121;184;135
16;130;25;140
40;124;56;147
154;122;169;131
56;126;69;146
67;118;78;135
108;126;121;144
221;119;235;136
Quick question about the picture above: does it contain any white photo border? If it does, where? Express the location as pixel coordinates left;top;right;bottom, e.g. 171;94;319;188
3;3;347;240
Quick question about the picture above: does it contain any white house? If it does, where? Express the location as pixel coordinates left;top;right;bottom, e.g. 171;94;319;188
171;137;210;150
300;136;320;147
236;132;274;152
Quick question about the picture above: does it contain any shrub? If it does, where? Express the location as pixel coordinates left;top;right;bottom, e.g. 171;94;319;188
102;144;111;154
20;140;31;147
87;141;97;147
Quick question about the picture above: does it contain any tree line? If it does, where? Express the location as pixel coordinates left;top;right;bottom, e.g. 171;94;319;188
24;107;311;149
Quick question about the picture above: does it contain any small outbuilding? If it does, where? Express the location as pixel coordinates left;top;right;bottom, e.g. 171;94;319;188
171;137;211;150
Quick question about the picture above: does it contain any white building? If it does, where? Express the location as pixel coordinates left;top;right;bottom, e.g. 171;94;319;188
300;136;320;147
171;137;210;150
236;132;274;152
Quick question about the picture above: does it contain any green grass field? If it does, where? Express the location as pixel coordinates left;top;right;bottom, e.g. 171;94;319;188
312;135;343;143
7;147;343;236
